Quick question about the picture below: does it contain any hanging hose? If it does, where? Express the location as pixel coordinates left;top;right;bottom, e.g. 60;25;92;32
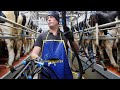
79;11;87;45
61;11;83;79
81;11;96;71
71;11;96;72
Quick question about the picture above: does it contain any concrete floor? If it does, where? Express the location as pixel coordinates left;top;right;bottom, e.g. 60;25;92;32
82;67;107;79
71;68;107;79
68;52;107;79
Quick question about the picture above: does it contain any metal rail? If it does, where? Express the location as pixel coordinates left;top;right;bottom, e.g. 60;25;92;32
79;54;120;79
0;16;40;39
0;55;31;79
15;61;31;79
0;36;38;39
74;25;120;34
0;32;21;36
26;37;37;39
0;16;39;34
84;20;120;31
94;64;120;79
82;36;120;40
0;23;37;33
0;36;18;39
0;32;37;37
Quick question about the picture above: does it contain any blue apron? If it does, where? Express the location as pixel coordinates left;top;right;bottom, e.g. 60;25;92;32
41;31;73;79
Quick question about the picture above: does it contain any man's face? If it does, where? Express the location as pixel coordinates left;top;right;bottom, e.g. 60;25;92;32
47;16;58;28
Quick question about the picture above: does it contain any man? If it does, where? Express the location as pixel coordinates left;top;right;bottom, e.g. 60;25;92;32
30;11;79;79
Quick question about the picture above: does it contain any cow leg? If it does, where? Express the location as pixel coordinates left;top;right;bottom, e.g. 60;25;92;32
30;40;32;50
29;40;32;51
31;39;34;49
105;40;119;68
93;40;97;56
5;39;15;67
25;39;28;55
20;42;25;57
27;40;30;53
117;27;120;70
92;40;97;61
24;39;29;54
15;39;22;60
26;40;29;53
28;40;31;53
98;45;107;65
23;39;27;55
117;39;120;71
84;40;89;58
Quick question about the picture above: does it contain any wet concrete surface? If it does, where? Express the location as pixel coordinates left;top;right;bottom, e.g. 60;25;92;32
82;67;107;79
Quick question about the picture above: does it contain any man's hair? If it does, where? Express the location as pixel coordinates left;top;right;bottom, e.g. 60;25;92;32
47;11;60;23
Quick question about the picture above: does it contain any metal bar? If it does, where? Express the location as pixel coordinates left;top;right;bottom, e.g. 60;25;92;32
0;23;33;33
100;26;120;31
82;36;120;40
0;33;36;37
15;61;31;79
94;64;120;79
0;36;18;39
0;55;30;79
99;34;120;37
74;24;120;34
0;34;38;39
85;26;120;33
0;33;19;36
74;25;120;34
83;20;120;31
25;37;37;39
78;54;120;79
0;16;39;34
0;36;37;39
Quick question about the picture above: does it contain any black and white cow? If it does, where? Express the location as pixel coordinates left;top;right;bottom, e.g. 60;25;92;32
89;11;120;69
0;11;38;67
0;11;21;67
22;17;38;55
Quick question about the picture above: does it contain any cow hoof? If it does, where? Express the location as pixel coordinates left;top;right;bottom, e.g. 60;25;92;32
5;63;12;68
15;57;20;61
23;52;27;55
112;64;119;68
117;68;120;72
7;65;13;68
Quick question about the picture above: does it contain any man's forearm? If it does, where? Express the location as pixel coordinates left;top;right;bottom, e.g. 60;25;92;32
30;46;41;59
30;53;39;59
71;41;79;54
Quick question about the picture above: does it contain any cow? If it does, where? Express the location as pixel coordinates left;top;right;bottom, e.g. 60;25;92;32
15;13;28;60
29;22;38;50
22;17;38;55
72;18;92;57
0;11;31;68
117;39;120;71
0;11;20;67
115;16;120;71
88;11;120;69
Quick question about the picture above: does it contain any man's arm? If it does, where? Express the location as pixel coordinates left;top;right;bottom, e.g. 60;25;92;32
30;33;43;60
67;40;79;54
64;26;80;54
30;46;41;59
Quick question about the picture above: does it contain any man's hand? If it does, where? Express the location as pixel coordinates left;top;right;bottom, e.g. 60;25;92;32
30;46;41;60
64;26;74;41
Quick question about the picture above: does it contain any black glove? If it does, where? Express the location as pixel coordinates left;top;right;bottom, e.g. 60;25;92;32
64;26;74;41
